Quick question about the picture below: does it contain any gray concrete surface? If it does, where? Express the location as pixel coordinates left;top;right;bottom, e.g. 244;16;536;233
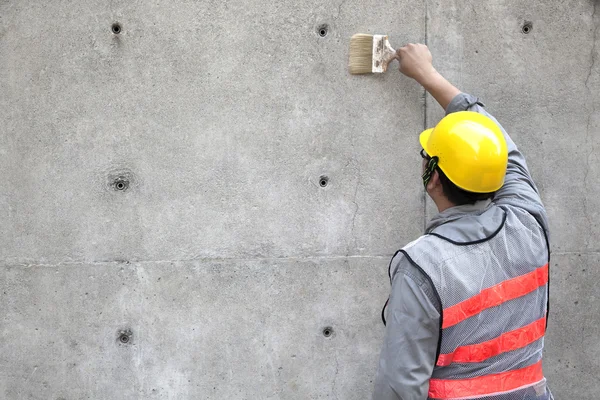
0;0;598;398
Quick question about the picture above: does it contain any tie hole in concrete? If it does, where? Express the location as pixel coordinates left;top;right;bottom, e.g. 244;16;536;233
521;21;532;34
106;168;137;193
322;326;333;337
319;175;329;188
317;24;329;37
118;330;132;344
114;178;129;191
112;22;122;34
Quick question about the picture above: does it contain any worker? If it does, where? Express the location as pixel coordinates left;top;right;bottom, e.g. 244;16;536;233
372;43;553;400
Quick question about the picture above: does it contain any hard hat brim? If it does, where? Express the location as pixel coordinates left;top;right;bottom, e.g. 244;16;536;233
419;128;434;154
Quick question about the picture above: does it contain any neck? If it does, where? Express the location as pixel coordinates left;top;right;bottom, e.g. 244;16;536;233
433;196;456;213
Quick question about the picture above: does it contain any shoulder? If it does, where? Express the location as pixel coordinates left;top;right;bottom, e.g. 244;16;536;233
388;238;443;311
501;202;548;231
389;236;441;281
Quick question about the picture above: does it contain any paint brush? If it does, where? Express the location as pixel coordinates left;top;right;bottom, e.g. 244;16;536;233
349;34;397;74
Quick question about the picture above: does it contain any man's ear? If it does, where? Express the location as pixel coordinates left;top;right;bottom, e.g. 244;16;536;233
427;169;441;193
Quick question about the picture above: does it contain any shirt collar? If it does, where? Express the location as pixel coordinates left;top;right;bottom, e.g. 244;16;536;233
426;199;492;233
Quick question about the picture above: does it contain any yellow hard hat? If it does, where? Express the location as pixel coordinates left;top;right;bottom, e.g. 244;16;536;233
419;111;508;193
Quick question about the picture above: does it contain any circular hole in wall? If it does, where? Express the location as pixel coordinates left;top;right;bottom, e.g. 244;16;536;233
112;22;122;34
114;178;129;191
319;176;329;188
317;24;329;37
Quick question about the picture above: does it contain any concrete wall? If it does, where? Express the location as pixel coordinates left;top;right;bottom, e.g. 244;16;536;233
0;0;597;398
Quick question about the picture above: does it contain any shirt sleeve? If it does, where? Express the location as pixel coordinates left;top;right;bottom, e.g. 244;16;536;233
372;254;441;400
445;93;549;235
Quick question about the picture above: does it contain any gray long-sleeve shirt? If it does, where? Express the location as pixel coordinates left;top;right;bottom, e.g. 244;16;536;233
372;92;549;400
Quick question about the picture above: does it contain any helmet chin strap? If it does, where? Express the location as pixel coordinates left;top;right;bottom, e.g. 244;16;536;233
422;156;439;188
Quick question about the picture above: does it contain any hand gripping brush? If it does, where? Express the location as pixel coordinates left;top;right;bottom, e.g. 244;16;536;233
348;34;397;74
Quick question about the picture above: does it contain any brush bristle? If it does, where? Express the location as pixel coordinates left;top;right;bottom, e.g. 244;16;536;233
349;34;374;74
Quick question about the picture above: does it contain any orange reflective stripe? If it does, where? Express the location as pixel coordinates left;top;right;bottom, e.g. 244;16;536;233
436;316;546;367
428;360;544;399
442;264;549;329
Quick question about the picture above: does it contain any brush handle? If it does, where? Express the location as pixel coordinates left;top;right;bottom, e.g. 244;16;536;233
381;40;398;72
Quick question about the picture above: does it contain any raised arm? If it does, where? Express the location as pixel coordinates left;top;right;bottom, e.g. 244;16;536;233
396;44;460;111
397;44;549;234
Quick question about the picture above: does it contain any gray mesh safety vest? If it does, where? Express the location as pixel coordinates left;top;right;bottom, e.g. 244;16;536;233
400;204;550;400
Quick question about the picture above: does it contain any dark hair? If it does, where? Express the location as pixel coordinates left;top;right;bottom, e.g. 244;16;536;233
437;168;495;205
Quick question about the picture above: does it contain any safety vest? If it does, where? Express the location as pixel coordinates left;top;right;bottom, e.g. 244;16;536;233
399;204;550;399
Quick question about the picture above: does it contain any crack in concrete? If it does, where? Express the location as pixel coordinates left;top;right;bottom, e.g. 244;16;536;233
583;0;599;248
344;115;362;256
336;0;349;19
349;158;362;255
332;351;340;400
585;1;598;92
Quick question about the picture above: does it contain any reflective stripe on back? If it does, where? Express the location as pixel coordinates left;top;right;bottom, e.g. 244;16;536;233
442;264;548;329
428;360;544;399
436;316;546;366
